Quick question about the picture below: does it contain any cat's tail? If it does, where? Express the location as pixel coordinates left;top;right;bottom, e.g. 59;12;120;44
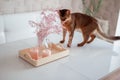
96;27;120;42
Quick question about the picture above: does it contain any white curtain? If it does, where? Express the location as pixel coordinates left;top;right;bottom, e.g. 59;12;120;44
113;10;120;54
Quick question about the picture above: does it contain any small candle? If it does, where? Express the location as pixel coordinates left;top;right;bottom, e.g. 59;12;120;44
29;47;39;60
42;49;51;58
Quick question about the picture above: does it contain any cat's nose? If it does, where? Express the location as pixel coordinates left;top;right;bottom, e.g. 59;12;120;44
62;18;66;21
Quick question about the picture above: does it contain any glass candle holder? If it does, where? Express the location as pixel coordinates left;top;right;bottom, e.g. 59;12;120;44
41;39;52;58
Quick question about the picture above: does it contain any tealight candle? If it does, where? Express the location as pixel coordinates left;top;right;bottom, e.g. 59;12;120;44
42;49;51;58
29;51;39;60
29;47;39;60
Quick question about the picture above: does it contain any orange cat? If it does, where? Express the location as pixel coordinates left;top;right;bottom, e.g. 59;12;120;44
58;9;120;47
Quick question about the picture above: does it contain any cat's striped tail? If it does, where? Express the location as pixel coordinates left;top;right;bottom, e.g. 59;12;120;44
96;27;120;42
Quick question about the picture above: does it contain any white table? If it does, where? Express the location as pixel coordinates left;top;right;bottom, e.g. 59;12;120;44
0;35;119;80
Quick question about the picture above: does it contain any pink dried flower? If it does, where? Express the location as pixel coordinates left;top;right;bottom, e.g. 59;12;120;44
29;9;62;46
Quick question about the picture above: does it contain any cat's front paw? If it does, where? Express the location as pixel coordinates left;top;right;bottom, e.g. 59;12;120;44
77;43;84;47
67;44;71;48
60;40;65;43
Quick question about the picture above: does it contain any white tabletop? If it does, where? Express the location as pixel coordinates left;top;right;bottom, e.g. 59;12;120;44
0;36;119;80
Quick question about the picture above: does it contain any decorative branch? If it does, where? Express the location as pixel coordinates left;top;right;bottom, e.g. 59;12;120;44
82;0;103;17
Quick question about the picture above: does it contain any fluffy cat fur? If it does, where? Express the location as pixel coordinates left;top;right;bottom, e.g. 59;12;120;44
58;9;120;47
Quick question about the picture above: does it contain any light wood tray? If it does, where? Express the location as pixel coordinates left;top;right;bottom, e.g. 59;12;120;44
19;43;69;66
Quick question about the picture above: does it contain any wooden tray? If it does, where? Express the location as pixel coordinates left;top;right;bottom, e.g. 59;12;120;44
19;43;69;66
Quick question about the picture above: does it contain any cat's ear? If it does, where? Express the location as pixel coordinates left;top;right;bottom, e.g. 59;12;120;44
66;10;70;15
57;10;60;14
57;10;62;16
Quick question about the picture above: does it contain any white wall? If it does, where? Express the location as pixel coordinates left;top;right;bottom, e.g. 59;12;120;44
71;0;83;13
